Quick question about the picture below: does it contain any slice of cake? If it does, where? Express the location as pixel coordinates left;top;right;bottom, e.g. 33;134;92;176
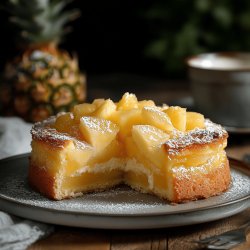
29;93;230;202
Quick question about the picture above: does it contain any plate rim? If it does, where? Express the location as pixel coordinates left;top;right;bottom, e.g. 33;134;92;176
0;195;248;229
0;153;249;217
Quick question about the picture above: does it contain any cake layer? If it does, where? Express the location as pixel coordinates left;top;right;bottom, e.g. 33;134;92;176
29;154;229;202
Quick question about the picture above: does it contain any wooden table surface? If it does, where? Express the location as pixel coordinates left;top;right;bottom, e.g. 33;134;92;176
29;80;250;250
29;209;250;250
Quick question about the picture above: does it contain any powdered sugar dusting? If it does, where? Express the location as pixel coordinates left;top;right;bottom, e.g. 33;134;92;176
165;120;227;155
31;116;90;150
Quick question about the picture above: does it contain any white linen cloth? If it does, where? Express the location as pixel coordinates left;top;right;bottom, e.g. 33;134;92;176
0;117;32;159
0;212;53;250
0;117;54;250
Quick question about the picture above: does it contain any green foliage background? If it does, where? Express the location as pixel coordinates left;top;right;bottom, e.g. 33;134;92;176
144;0;250;76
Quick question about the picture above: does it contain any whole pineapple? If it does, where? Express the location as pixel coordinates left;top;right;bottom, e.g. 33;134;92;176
0;0;86;122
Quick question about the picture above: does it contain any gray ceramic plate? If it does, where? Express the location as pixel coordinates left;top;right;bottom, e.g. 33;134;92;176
0;154;249;229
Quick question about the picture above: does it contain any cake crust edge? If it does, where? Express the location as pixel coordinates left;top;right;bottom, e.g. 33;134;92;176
171;157;230;203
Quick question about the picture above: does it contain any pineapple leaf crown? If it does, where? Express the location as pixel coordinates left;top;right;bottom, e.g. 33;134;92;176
2;0;80;46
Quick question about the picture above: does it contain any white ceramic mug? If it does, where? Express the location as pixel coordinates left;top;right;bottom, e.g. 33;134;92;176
187;52;250;128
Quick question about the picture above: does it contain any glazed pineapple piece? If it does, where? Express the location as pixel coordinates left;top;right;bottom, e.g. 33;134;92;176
142;106;174;132
92;99;117;120
79;116;119;152
30;92;230;202
54;113;75;134
186;112;205;130
114;109;143;140
131;125;169;169
117;93;138;110
73;104;96;121
164;106;186;131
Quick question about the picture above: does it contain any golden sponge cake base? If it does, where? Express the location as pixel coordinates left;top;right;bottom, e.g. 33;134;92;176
29;155;230;202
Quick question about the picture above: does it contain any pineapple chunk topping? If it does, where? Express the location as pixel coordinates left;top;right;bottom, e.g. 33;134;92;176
92;98;105;108
137;100;156;109
132;125;170;168
186;112;205;130
54;112;83;140
79;116;119;152
132;125;170;149
92;99;116;119
73;103;96;121
115;109;143;140
54;112;74;133
142;106;173;132
117;92;138;110
53;93;211;169
164;106;186;131
65;141;94;175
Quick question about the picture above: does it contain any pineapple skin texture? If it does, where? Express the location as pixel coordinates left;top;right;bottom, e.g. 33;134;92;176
0;48;86;122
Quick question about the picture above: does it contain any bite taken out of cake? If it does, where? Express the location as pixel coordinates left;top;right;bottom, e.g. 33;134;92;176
29;93;230;203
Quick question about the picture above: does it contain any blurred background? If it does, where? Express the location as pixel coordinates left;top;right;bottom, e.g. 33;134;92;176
1;0;250;121
2;1;250;77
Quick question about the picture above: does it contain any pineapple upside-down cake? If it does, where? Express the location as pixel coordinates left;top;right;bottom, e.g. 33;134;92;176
29;93;230;203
